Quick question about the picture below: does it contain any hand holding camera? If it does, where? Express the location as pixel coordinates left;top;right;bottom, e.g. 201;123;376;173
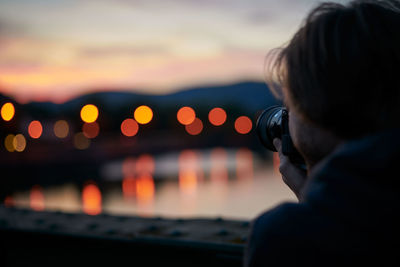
256;106;307;200
272;138;307;200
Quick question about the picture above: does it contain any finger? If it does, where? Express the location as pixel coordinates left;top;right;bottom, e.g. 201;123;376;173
273;138;288;169
281;164;306;186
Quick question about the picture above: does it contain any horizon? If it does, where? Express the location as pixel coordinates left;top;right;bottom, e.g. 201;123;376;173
0;79;267;105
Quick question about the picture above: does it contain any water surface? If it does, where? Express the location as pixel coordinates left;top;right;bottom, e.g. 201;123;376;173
7;148;297;220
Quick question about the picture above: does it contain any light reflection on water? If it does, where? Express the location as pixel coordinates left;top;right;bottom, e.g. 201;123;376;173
82;182;102;215
8;148;297;220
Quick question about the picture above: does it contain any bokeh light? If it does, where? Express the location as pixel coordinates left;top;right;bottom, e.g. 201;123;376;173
210;148;228;183
28;120;43;139
121;118;139;137
4;196;14;207
82;183;102;215
54;120;69;138
122;157;136;176
136;174;155;203
1;102;15;121
234;116;253;134
136;154;155;175
134;105;153;125
177;106;196;125
122;177;136;198
185;118;203;135
208;107;227;126
30;186;45;211
179;150;202;174
179;170;198;196
74;132;90;150
236;148;254;180
178;150;200;196
82;122;100;139
80;104;99;123
4;134;15;152
13;134;26;152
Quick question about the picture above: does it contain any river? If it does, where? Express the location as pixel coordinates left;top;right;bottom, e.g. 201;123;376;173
6;148;297;220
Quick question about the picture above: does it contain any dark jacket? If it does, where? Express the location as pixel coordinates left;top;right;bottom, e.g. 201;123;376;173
244;128;400;266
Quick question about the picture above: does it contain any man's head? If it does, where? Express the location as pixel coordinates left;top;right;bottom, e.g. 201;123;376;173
267;0;400;167
269;0;400;140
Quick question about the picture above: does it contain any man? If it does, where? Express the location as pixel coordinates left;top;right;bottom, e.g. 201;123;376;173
245;0;400;266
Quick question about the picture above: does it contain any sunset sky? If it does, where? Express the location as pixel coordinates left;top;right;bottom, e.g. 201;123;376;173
0;0;346;103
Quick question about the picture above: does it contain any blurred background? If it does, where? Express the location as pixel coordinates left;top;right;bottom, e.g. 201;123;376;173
0;0;343;220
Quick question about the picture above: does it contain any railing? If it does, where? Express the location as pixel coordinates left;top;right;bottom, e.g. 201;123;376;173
0;206;249;267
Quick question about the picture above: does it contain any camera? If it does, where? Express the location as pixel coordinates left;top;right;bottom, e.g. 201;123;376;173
256;105;306;168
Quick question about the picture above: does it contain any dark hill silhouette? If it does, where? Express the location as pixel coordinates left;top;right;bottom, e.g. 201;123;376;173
59;81;280;114
1;81;280;116
0;81;281;120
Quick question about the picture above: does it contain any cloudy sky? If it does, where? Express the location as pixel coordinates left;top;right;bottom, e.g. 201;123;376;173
0;0;347;103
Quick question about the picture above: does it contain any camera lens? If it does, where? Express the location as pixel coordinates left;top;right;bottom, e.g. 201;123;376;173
256;105;283;151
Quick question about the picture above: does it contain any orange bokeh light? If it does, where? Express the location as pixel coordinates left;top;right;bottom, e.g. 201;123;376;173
122;176;136;198
82;183;102;215
134;105;153;125
82;122;100;138
234;116;253;134
4;196;14;207
121;118;139;137
179;150;202;195
4;134;15;152
13;134;26;152
54;120;69;138
30;186;45;211
185;118;203;135
179;170;198;196
74;132;90;150
1;102;15;121
80;104;99;123
208;107;227;126
177;106;196;125
136;174;155;203
28;120;43;139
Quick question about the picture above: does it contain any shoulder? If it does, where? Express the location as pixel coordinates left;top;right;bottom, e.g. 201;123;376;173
244;202;322;266
250;202;315;240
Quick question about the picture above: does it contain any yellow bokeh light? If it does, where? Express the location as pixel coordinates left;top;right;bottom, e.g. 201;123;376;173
13;134;26;152
1;102;15;121
80;104;99;123
4;134;15;152
134;105;153;125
